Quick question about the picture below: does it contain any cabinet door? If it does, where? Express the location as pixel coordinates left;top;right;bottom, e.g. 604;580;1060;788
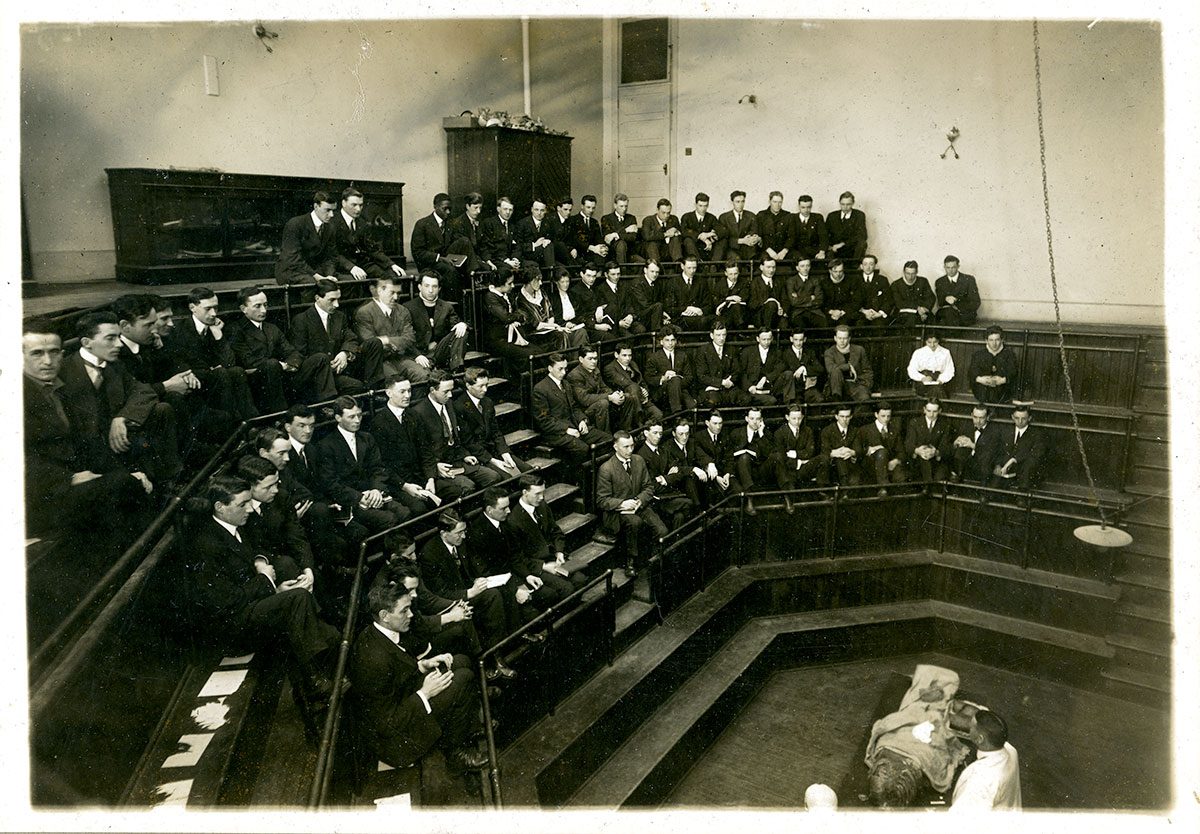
497;133;535;216
533;137;572;210
226;190;295;259
147;186;226;262
359;191;403;259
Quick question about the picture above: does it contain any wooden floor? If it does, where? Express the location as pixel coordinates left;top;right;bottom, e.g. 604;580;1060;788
663;652;1171;810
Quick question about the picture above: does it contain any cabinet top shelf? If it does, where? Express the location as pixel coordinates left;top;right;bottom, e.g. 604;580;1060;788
443;125;573;141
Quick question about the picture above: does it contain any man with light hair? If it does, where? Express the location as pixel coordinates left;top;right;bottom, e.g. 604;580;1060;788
804;783;838;811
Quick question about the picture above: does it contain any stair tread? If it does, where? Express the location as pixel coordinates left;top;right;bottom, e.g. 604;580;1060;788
463;350;489;362
494;401;521;417
1115;600;1172;624
1107;631;1172;656
525;455;560;471
486;376;508;388
1101;665;1171;692
1116;571;1170;592
504;428;539;446
614;599;655;633
557;511;596;536
564;541;614;574
544;482;579;504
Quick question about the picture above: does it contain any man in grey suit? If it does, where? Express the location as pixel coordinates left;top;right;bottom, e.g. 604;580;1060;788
595;431;668;577
353;274;430;388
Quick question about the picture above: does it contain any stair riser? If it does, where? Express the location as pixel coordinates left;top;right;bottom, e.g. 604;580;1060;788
1116;584;1170;610
1118;551;1170;581
1135;414;1168;439
1101;677;1169;709
1111;645;1171;677
1127;465;1169;490
1112;613;1172;643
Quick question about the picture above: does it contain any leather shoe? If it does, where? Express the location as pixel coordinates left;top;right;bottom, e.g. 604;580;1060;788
474;716;501;737
485;685;503;701
593;531;617;545
948;472;962;483
492;659;518;680
624;560;638;579
784;496;795;515
744;497;757;516
447;745;490;771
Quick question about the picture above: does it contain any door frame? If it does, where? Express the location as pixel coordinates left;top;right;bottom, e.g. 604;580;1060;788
603;17;678;211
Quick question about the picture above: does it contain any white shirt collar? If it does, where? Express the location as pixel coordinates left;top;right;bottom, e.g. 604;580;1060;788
119;335;140;355
387;402;406;420
314;304;330;324
876;420;889;433
341;209;356;227
373;621;402;645
249;498;263;515
193;315;209;334
79;347;106;368
375;299;392;316
289;437;306;454
310;210;326;229
468;392;484;410
213;516;241;539
337;425;357;445
519;498;538;519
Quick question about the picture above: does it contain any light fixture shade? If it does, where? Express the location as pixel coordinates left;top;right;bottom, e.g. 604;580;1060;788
1073;524;1133;548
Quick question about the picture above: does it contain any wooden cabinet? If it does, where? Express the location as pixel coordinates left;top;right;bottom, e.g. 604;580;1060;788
105;168;405;284
444;127;572;218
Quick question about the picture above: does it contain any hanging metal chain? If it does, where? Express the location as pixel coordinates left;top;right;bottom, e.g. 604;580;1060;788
1033;19;1107;526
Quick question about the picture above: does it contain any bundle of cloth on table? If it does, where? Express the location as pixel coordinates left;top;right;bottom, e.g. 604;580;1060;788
863;663;980;807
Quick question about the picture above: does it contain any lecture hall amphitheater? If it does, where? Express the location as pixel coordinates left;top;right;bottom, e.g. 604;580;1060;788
20;16;1176;814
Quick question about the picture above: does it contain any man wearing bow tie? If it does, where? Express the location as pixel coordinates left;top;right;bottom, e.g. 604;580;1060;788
951;404;1004;484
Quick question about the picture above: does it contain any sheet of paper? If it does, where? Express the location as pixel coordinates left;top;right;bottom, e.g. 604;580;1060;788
197;669;248;698
485;573;512;589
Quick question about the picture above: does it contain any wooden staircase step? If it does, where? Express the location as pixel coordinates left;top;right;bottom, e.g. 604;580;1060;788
557;512;596;538
494;401;522;418
564;540;615;575
1101;664;1170;694
504;428;539;447
525;455;560;471
1107;631;1171;658
1117;571;1170;593
1100;665;1170;708
463;350;489;363
1134;413;1168;440
544;481;580;505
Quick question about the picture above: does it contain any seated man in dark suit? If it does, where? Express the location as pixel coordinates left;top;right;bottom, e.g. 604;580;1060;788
506;475;587;606
314;396;410;533
821;258;861;327
568;194;610;266
890;260;937;330
532;353;612;464
665;255;714;332
712;259;751;331
22;321;152;538
410;192;464;296
637;421;698;527
715;190;761;263
368;376;444;518
353;275;429;388
640;198;684;264
513;198;556;270
784;256;828;331
680;192;722;262
600;193;642;264
446;191;486;276
792;195;829;262
778;326;825;405
823;324;874;404
595;432;669;576
408;371;503;498
623;260;667;334
275;191;339;285
604;342;663;427
747;257;787;330
934;255;981;327
854;400;908;494
229;285;338;412
348;577;487;772
236;455;316;591
288;279;373;396
331;186;407;282
456;367;530;479
546;196;579;266
993;405;1049;490
967;325;1021;404
694;411;738;503
950;404;1004;484
825;191;868;262
61;311;180;487
820;405;861;487
187;476;340;712
727;407;776;511
593;262;636;336
403;271;468;373
418;509;514;651
773;403;828;502
757;191;795;266
905;400;954;483
477;195;523;278
161;287;258;420
739;326;785;406
566;346;638;434
853;255;894;328
564;263;614;340
644;326;696;415
255;423;362;568
692;319;749;408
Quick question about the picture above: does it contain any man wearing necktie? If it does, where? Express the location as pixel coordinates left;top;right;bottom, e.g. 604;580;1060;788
58;311;180;487
854;400;907;494
641;198;683;263
994;405;1049;490
567;194;609;266
645;326;696;414
716;190;762;262
729;407;775;508
409;371;503;499
275;191;340;285
905;399;954;483
22;322;152;539
825;190;868;261
595;432;668;577
331;186;407;282
478;195;523;278
951;405;1003;484
410;192;463;296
